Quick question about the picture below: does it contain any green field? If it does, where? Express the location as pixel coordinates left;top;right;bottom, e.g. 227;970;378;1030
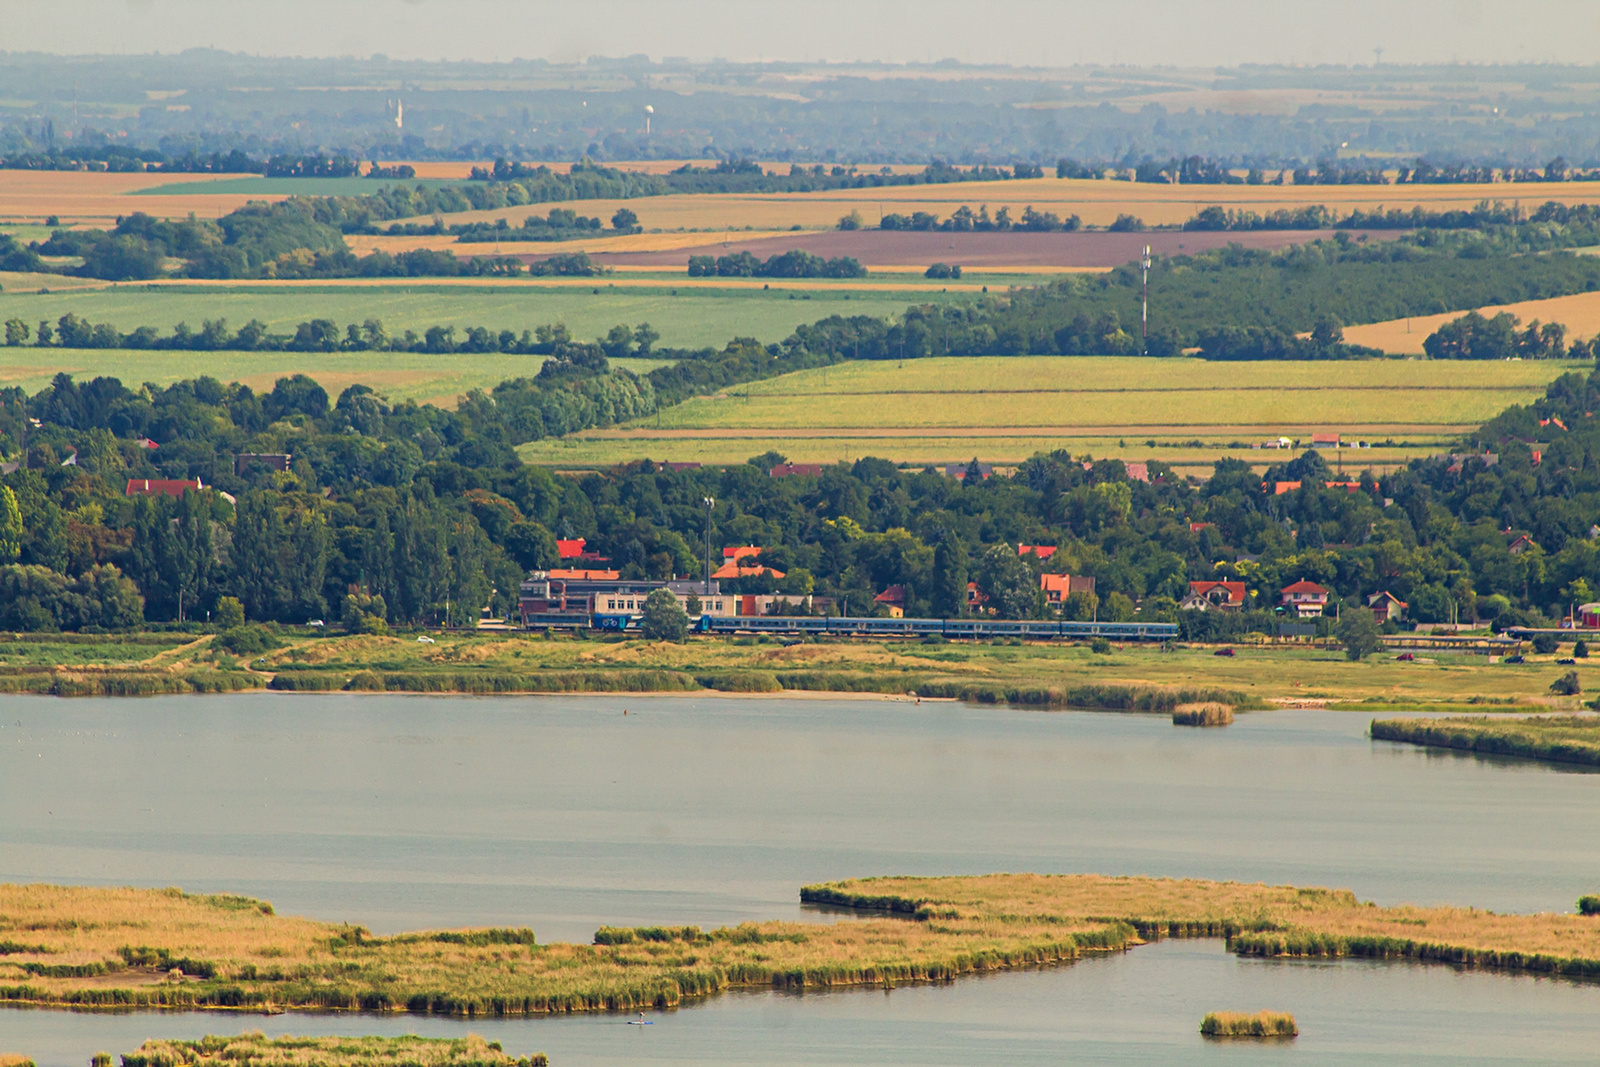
518;356;1577;469
0;278;918;351
0;348;669;406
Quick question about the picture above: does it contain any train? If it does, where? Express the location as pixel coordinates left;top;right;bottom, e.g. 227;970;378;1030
525;611;1177;641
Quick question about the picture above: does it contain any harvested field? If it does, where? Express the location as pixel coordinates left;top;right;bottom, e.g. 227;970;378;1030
519;356;1570;469
0;171;280;224
385;177;1600;233
1346;290;1600;354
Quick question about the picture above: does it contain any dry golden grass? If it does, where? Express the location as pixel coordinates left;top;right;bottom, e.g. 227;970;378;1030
1345;290;1600;354
1200;1010;1298;1038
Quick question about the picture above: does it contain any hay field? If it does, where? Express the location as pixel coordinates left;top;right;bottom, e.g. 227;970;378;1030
1346;291;1600;355
518;356;1571;470
0;282;917;354
0;349;666;408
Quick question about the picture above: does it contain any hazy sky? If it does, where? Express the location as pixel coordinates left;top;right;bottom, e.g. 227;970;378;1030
7;0;1600;67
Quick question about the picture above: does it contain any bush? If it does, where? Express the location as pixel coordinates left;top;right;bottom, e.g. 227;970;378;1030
1090;636;1112;654
1533;633;1562;655
1576;640;1590;658
1551;670;1582;696
215;623;282;656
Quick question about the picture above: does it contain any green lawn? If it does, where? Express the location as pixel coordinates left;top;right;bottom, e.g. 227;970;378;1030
0;279;917;351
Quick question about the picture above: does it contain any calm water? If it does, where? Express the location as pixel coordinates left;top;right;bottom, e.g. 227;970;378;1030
3;693;1600;1063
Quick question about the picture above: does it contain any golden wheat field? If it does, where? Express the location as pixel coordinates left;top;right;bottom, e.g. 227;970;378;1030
1345;290;1600;354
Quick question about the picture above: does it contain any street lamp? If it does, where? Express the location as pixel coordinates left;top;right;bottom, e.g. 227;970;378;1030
702;497;715;597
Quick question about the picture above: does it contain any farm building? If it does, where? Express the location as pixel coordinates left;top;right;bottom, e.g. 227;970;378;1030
1367;591;1408;623
1181;580;1247;612
1579;603;1600;628
235;452;291;475
1311;433;1340;449
874;585;907;617
770;463;823;478
1280;580;1329;618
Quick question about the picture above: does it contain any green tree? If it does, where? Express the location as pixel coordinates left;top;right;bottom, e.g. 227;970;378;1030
0;486;20;562
640;587;688;641
611;208;639;230
930;538;968;617
213;595;245;629
977;543;1036;619
632;322;660;355
4;318;28;345
1337;606;1382;661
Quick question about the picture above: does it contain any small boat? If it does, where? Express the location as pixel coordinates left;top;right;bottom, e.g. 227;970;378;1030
627;1012;653;1025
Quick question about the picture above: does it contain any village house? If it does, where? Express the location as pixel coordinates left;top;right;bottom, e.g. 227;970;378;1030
125;478;202;498
1508;534;1538;555
1040;573;1095;609
874;584;906;617
1280;580;1330;618
1180;580;1247;612
1017;544;1057;561
1367;591;1408;624
1311;433;1340;450
713;546;786;580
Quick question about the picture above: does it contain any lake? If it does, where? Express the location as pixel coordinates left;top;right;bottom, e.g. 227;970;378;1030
3;694;1599;1063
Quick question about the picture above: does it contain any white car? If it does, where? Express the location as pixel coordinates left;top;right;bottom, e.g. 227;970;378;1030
417;636;436;644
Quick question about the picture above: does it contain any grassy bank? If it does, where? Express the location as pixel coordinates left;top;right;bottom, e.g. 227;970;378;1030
117;1035;547;1067
1371;714;1600;767
8;875;1600;1018
7;628;1589;709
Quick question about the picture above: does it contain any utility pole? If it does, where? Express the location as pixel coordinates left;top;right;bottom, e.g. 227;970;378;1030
702;496;715;598
1140;244;1151;355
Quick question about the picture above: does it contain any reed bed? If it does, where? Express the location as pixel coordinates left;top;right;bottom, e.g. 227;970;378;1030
1172;703;1234;727
11;874;1600;1018
0;669;264;696
1200;1011;1298;1038
1371;715;1600;768
0;1056;36;1067
118;1034;547;1067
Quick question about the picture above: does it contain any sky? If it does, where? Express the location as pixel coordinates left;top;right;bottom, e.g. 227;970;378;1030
6;0;1600;68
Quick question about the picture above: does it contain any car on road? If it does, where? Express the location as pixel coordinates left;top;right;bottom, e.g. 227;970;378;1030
1213;647;1235;657
1395;652;1415;661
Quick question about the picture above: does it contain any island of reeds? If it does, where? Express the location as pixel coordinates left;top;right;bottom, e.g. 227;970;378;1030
1371;715;1600;767
9;876;1600;1017
1172;702;1234;726
114;1034;547;1067
1200;1011;1298;1038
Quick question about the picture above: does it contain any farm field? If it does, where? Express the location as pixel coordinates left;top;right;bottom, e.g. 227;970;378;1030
518;356;1576;470
0;348;667;407
384;176;1600;233
1345;290;1600;354
0;280;921;352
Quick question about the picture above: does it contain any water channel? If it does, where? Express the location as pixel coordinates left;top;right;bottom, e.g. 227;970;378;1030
3;694;1599;1063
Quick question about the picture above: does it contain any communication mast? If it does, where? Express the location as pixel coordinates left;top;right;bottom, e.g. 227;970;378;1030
1140;244;1151;355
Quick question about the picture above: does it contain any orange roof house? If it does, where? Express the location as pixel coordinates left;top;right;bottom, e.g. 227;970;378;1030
125;478;201;498
548;568;621;581
1367;591;1408;623
1181;580;1247;611
713;547;785;580
1018;544;1057;560
874;584;907;617
556;538;587;559
1280;579;1329;618
1039;573;1095;606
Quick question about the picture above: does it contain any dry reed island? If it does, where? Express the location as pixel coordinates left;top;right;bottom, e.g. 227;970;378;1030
5;875;1600;1017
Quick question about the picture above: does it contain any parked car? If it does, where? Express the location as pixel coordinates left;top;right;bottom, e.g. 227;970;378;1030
1395;653;1415;661
1557;658;1578;665
1505;654;1525;664
1214;647;1235;657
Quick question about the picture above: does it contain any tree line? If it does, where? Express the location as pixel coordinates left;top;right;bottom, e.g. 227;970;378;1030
7;357;1600;637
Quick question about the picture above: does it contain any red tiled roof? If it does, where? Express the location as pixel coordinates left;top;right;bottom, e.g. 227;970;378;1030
874;584;907;605
125;478;200;498
1281;580;1328;595
1124;461;1149;483
1018;544;1057;559
712;560;785;579
1188;580;1246;605
556;538;587;559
